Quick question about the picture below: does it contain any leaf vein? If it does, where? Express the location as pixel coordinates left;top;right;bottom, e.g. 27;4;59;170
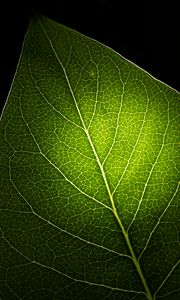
7;172;129;259
1;230;142;294
112;80;150;195
139;181;180;260
128;94;170;232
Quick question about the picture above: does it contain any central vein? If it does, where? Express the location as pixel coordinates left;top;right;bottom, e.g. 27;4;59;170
40;22;154;300
64;61;153;300
85;128;153;300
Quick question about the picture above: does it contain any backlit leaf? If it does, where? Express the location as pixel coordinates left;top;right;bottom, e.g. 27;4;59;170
0;15;179;300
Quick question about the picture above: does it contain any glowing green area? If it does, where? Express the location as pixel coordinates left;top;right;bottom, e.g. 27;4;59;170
0;15;179;300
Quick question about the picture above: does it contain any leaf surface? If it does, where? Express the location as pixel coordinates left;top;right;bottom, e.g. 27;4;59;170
0;15;179;300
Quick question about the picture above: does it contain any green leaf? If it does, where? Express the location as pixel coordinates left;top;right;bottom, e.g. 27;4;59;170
0;15;179;300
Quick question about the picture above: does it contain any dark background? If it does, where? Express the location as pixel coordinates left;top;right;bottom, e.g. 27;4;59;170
0;0;179;113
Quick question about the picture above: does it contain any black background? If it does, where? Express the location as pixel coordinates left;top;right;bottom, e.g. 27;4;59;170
0;0;179;113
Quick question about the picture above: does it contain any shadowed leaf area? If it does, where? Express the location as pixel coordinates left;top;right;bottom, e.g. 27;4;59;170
0;15;179;300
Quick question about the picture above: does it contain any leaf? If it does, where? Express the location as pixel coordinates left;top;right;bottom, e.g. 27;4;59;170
0;14;179;300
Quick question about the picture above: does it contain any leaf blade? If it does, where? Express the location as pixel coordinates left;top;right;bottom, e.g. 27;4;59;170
0;14;179;299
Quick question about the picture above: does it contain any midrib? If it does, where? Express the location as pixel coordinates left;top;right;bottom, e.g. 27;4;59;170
85;128;153;300
40;21;154;300
65;70;153;299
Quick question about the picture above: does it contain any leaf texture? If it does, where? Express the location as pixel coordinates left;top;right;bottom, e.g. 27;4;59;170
0;15;180;300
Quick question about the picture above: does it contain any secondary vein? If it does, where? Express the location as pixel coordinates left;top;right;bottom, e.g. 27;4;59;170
1;230;142;294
